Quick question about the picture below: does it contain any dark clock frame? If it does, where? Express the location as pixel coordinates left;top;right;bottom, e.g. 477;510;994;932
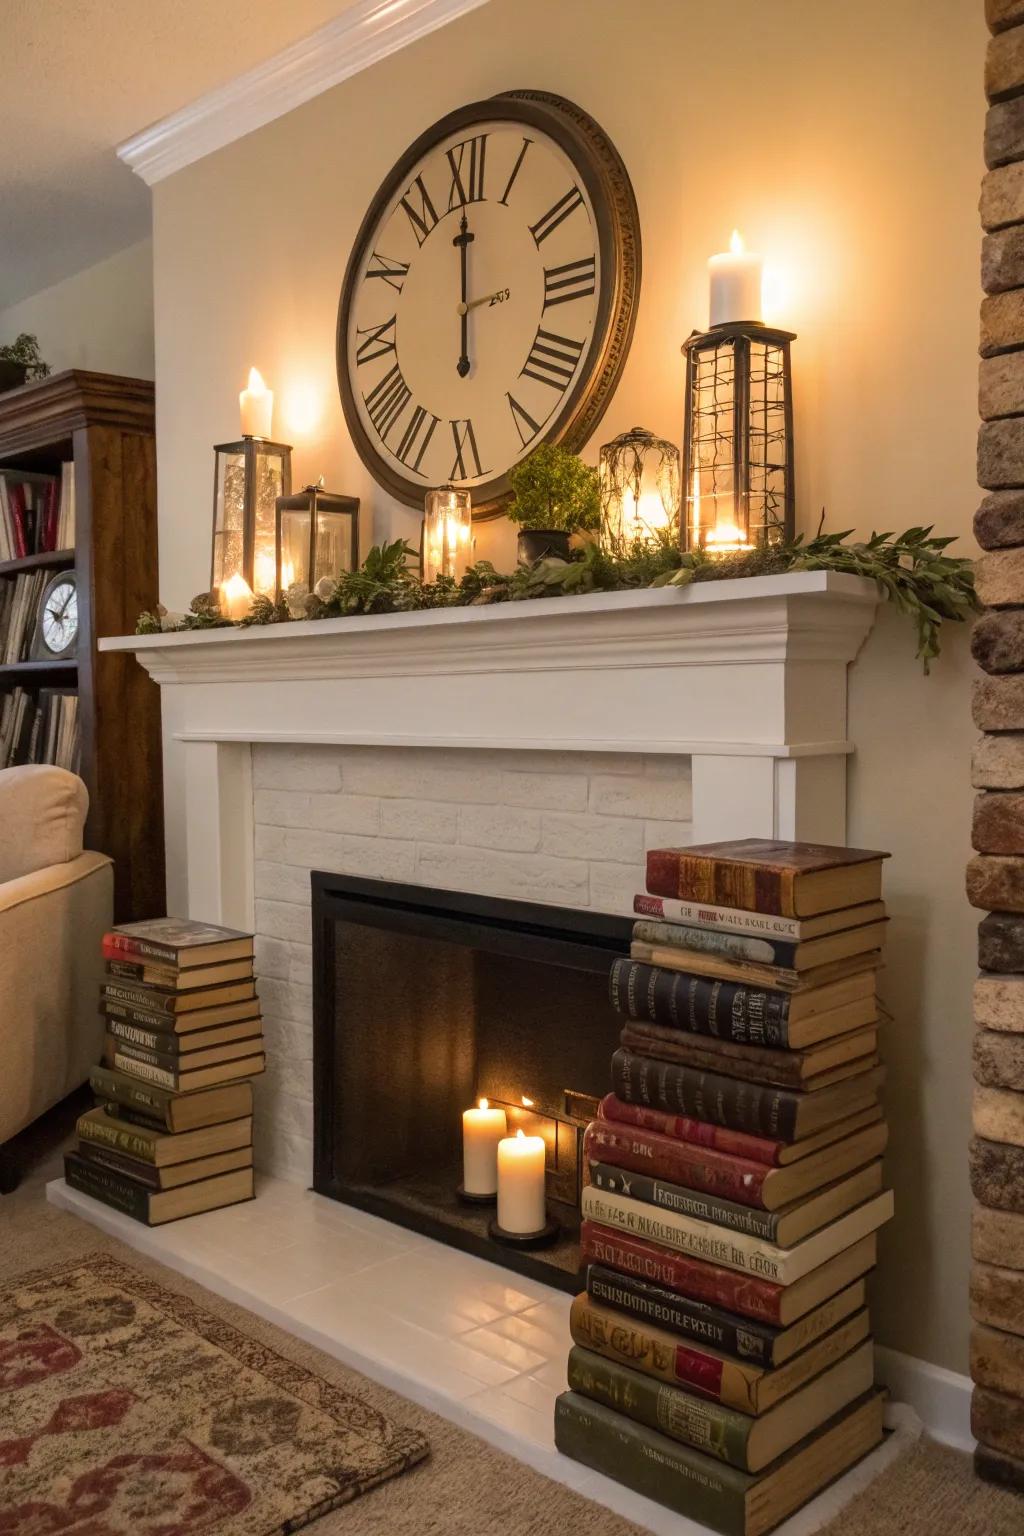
336;89;642;521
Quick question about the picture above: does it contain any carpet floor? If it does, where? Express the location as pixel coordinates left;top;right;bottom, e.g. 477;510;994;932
2;1099;1022;1536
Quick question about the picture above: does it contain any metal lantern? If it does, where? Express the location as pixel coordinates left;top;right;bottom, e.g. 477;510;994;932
275;481;359;597
682;322;795;553
422;484;473;583
211;437;293;598
599;426;681;550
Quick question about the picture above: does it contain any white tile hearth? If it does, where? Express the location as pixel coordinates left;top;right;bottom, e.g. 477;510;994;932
49;1172;918;1536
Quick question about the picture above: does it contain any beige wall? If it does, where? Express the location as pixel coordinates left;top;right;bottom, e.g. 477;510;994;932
151;0;984;1371
0;240;155;380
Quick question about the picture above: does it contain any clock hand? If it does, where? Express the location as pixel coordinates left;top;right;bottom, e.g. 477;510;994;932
453;213;474;378
457;288;511;315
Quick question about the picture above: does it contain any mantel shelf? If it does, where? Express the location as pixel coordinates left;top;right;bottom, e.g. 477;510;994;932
101;571;878;687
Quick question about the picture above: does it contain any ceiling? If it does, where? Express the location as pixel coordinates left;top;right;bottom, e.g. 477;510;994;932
0;0;362;308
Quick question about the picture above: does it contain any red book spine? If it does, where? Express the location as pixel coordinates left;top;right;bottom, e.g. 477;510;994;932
579;1220;785;1324
598;1093;783;1167
43;479;59;552
645;848;678;899
102;934;174;964
584;1117;770;1208
7;483;27;558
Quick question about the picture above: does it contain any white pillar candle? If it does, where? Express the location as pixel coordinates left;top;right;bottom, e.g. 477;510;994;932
239;366;273;438
462;1098;507;1196
219;572;254;620
497;1128;547;1234
708;230;763;327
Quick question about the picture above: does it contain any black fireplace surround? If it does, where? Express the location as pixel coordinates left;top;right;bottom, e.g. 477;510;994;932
312;872;631;1290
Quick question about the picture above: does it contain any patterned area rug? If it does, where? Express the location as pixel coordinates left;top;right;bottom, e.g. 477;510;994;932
0;1253;429;1534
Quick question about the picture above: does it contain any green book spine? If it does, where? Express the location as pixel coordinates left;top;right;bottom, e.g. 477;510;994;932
567;1346;755;1470
589;1163;781;1242
89;1065;174;1127
107;1018;180;1054
77;1113;158;1163
554;1391;750;1536
64;1151;152;1224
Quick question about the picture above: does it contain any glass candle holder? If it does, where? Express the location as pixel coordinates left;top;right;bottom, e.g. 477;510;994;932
422;484;473;583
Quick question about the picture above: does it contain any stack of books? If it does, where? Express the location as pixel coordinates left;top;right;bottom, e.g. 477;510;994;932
64;918;265;1225
555;839;895;1536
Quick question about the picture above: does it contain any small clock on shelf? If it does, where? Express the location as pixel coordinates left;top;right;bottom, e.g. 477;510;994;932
32;570;78;661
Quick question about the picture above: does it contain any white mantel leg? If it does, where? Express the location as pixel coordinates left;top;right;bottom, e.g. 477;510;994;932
181;739;255;930
689;753;847;845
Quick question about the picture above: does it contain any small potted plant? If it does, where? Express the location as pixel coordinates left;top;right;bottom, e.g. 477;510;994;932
506;443;601;563
0;334;50;393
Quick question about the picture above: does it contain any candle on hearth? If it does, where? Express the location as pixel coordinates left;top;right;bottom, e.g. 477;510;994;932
497;1128;546;1234
462;1098;507;1196
708;230;763;327
239;366;273;438
220;572;254;620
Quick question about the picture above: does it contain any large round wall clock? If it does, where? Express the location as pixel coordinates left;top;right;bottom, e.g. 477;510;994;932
337;90;641;518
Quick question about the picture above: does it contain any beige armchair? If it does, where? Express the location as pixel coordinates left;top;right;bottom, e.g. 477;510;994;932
0;765;112;1190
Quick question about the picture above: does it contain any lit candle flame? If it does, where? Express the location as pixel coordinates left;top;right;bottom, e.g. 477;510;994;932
219;572;254;620
521;1096;534;1107
516;1128;526;1140
478;1097;488;1110
729;228;745;254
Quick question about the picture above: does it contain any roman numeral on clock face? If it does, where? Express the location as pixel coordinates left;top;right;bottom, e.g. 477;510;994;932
447;134;487;209
366;251;409;293
363;364;412;442
394;404;440;474
506;393;543;449
355;315;397;366
529;185;585;247
399;175;440;246
520;328;586;392
450;418;484;480
543;257;596;310
498;137;532;206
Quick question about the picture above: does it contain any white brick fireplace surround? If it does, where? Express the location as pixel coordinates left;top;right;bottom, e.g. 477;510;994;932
65;571;969;1517
100;571;879;1186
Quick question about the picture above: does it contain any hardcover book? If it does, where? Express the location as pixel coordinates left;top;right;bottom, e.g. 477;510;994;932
64;1150;254;1225
565;1341;875;1472
89;1067;253;1132
103;918;254;968
583;1117;888;1212
629;936;884;993
645;840;889;919
609;958;878;1049
102;979;257;1016
580;1185;894;1285
597;1093;884;1168
632;918;888;976
633;894;886;940
76;1141;253;1191
611;1047;885;1141
107;957;254;991
580;1222;879;1327
102;995;262;1033
77;1105;253;1166
553;1388;884;1536
585;1265;867;1368
107;1048;265;1094
586;1160;883;1248
618;1018;879;1090
569;1293;869;1416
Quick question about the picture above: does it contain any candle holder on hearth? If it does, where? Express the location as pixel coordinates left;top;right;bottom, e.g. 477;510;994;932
211;437;293;599
487;1213;561;1249
456;1183;497;1206
275;479;359;599
682;322;796;554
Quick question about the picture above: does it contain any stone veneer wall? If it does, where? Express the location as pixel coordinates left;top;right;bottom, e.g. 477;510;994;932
250;743;693;1183
969;0;1024;1490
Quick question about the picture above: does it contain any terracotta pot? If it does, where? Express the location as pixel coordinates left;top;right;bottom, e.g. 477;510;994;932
517;528;572;564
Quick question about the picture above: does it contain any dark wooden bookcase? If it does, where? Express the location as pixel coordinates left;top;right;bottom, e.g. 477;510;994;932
0;370;164;919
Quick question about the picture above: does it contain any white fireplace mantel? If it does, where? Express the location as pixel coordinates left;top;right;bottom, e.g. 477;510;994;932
101;570;878;924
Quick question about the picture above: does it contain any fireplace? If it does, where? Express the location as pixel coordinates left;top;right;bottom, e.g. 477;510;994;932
311;870;632;1289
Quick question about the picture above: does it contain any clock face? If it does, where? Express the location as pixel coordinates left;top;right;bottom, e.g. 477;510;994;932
41;578;77;655
338;92;640;516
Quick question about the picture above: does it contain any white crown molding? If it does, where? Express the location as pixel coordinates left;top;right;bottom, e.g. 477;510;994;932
117;0;493;186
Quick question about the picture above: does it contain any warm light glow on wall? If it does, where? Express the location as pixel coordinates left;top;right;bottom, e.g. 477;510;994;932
761;262;795;327
281;379;326;439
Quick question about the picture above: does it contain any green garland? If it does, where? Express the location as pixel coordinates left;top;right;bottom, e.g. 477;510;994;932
138;524;978;671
